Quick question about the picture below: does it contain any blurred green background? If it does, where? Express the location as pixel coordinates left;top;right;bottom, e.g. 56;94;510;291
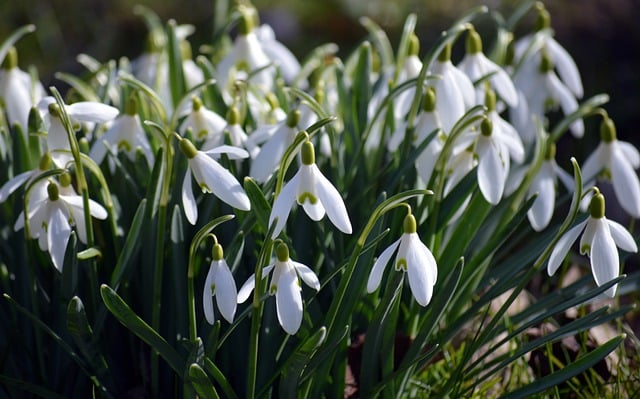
1;0;638;147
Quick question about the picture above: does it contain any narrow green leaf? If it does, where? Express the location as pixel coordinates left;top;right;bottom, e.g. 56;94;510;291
189;363;220;399
550;94;609;142
166;20;186;109
243;177;271;233
204;358;240;399
76;247;102;260
100;284;184;375
500;335;624;399
0;375;68;399
109;199;146;289
0;25;35;65
360;16;394;68
54;72;100;102
279;326;327;398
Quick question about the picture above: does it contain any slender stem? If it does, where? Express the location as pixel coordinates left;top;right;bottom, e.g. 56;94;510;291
187;272;197;342
247;238;274;399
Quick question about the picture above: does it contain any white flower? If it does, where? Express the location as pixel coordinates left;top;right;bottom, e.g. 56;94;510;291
179;138;251;225
249;109;300;183
89;96;154;169
513;5;583;99
0;46;45;132
179;96;226;144
525;143;574;231
203;240;237;324
217;9;274;93
14;180;108;272
237;242;320;334
514;51;583;138
0;152;52;204
38;97;119;167
202;106;249;152
255;24;301;84
394;33;423;119
458;29;518;107
367;212;437;306
268;139;352;238
429;43;475;133
547;190;637;297
580;118;640;218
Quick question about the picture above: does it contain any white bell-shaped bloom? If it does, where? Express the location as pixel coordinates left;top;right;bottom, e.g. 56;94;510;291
203;239;237;324
580;118;640;217
237;242;320;335
514;51;583;138
547;190;637;297
255;24;301;84
458;29;518;107
367;212;437;306
179;138;251;225
394;33;423;119
513;5;583;99
179;96;227;144
268;139;352;238
38;97;118;167
202;106;249;152
0;152;53;204
429;43;475;133
0;47;46;133
217;10;274;93
249;109;300;183
525;143;574;231
89;96;154;169
14;179;107;272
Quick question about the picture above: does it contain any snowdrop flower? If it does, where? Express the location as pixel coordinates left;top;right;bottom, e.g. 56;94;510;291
203;237;237;325
249;109;300;183
0;152;52;203
255;24;301;84
202;106;248;152
367;210;437;306
581;117;640;217
39;98;119;167
458;28;518;108
179;96;226;144
237;241;320;334
178;136;251;225
514;51;583;138
526;143;574;231
0;46;45;133
475;94;524;205
394;33;423;119
217;8;274;93
513;4;583;99
269;138;352;238
14;179;107;272
429;43;475;133
547;189;637;297
89;96;154;169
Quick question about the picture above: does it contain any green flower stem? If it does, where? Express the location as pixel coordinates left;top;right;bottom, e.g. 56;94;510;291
247;237;274;399
151;129;175;397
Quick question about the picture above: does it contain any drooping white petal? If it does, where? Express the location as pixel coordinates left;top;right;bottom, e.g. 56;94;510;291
291;261;320;291
60;195;108;220
237;264;275;303
617;141;640;169
256;25;301;83
67;102;119;123
250;126;291;182
546;37;583;98
403;234;437;306
415;135;443;185
606;219;638;253
269;172;299;238
580;143;607;184
203;262;217;325
0;170;34;202
367;239;401;293
48;203;72;272
547;72;583;137
213;259;238;323
276;265;303;335
610;147;640;217
182;168;198;225
312;165;352;234
547;220;587;276
205;145;250;160
492;113;524;163
590;221;619;297
477;138;505;205
190;153;251;211
488;63;519;107
527;163;556;231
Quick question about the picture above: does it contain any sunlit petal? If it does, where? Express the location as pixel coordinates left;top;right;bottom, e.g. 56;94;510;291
548;220;587;276
367;239;401;293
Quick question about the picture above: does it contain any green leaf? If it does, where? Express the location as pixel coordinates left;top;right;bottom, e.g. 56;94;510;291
189;363;220;399
100;284;184;375
166;20;186;109
76;247;102;260
188;214;236;278
0;375;69;399
54;72;100;102
0;25;35;66
360;16;394;68
109;199;147;289
243;177;271;233
279;326;327;398
550;94;609;142
500;335;624;399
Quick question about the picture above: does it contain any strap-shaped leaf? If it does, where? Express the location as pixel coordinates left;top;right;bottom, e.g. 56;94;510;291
189;363;220;399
